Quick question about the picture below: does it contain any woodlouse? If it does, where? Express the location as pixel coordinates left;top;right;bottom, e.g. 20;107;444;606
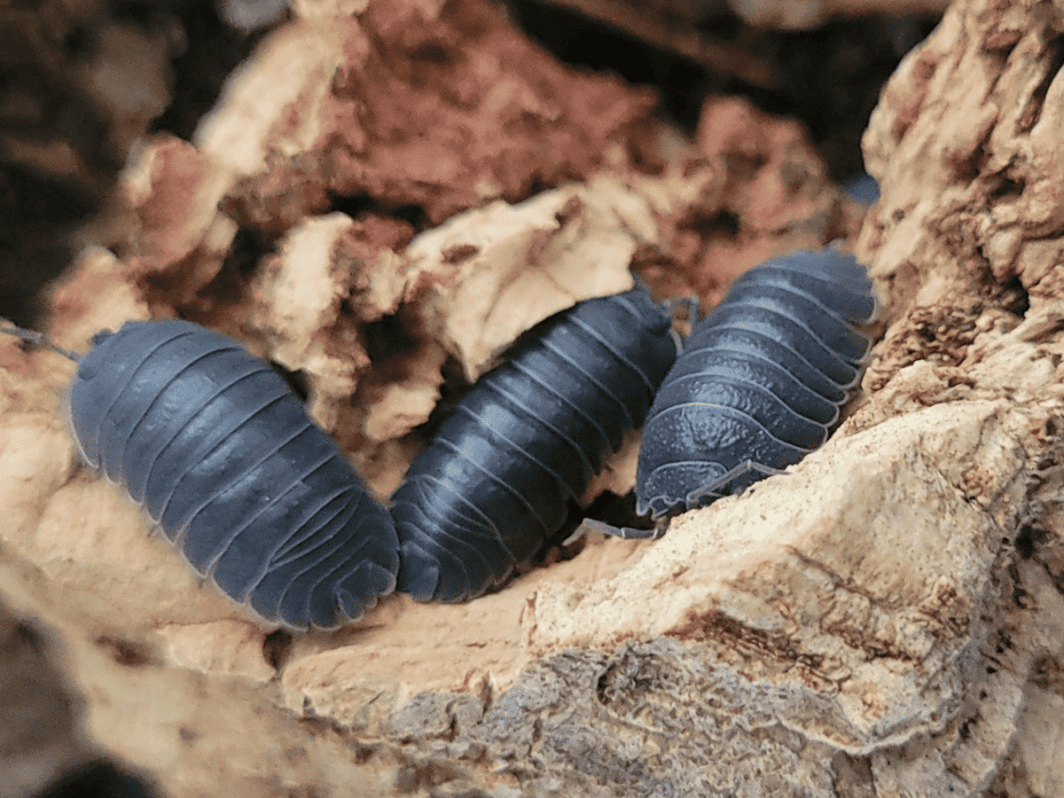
67;319;400;631
391;287;678;603
635;249;877;519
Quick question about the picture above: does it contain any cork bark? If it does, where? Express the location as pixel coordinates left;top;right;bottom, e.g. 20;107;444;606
2;0;1064;796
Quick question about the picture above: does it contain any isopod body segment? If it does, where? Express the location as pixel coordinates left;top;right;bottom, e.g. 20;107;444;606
391;287;678;603
635;249;877;519
69;320;400;631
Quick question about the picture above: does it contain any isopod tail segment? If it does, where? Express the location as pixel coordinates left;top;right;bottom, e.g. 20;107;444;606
635;249;878;521
8;318;401;631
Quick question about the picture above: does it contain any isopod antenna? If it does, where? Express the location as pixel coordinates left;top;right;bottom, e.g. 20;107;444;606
0;324;81;362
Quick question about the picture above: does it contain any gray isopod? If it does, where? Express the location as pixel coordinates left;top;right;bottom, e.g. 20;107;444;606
635;249;877;519
57;319;399;631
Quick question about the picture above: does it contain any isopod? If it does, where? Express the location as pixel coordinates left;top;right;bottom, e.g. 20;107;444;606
391;287;677;603
56;319;399;631
635;249;877;519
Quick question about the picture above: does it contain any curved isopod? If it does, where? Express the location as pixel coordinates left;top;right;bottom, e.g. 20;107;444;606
635;249;877;519
66;319;400;631
391;287;678;603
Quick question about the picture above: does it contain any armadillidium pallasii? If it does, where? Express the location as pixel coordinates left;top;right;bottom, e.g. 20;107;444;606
635;249;877;519
391;287;677;603
68;319;400;631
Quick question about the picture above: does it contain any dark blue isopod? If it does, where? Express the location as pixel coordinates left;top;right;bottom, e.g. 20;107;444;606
68;319;400;631
635;249;877;519
391;287;678;603
842;172;881;205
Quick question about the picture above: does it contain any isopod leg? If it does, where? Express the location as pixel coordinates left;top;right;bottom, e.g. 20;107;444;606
660;295;700;324
683;459;787;510
563;517;665;544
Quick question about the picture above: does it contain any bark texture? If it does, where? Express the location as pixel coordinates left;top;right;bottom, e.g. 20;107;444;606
2;0;1064;796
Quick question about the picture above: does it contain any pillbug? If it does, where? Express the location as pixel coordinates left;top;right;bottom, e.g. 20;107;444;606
636;249;876;519
48;319;399;631
842;172;881;205
391;287;677;603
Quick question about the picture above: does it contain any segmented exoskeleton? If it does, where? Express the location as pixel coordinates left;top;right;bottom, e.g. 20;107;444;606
635;249;877;519
392;287;677;602
68;320;400;631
